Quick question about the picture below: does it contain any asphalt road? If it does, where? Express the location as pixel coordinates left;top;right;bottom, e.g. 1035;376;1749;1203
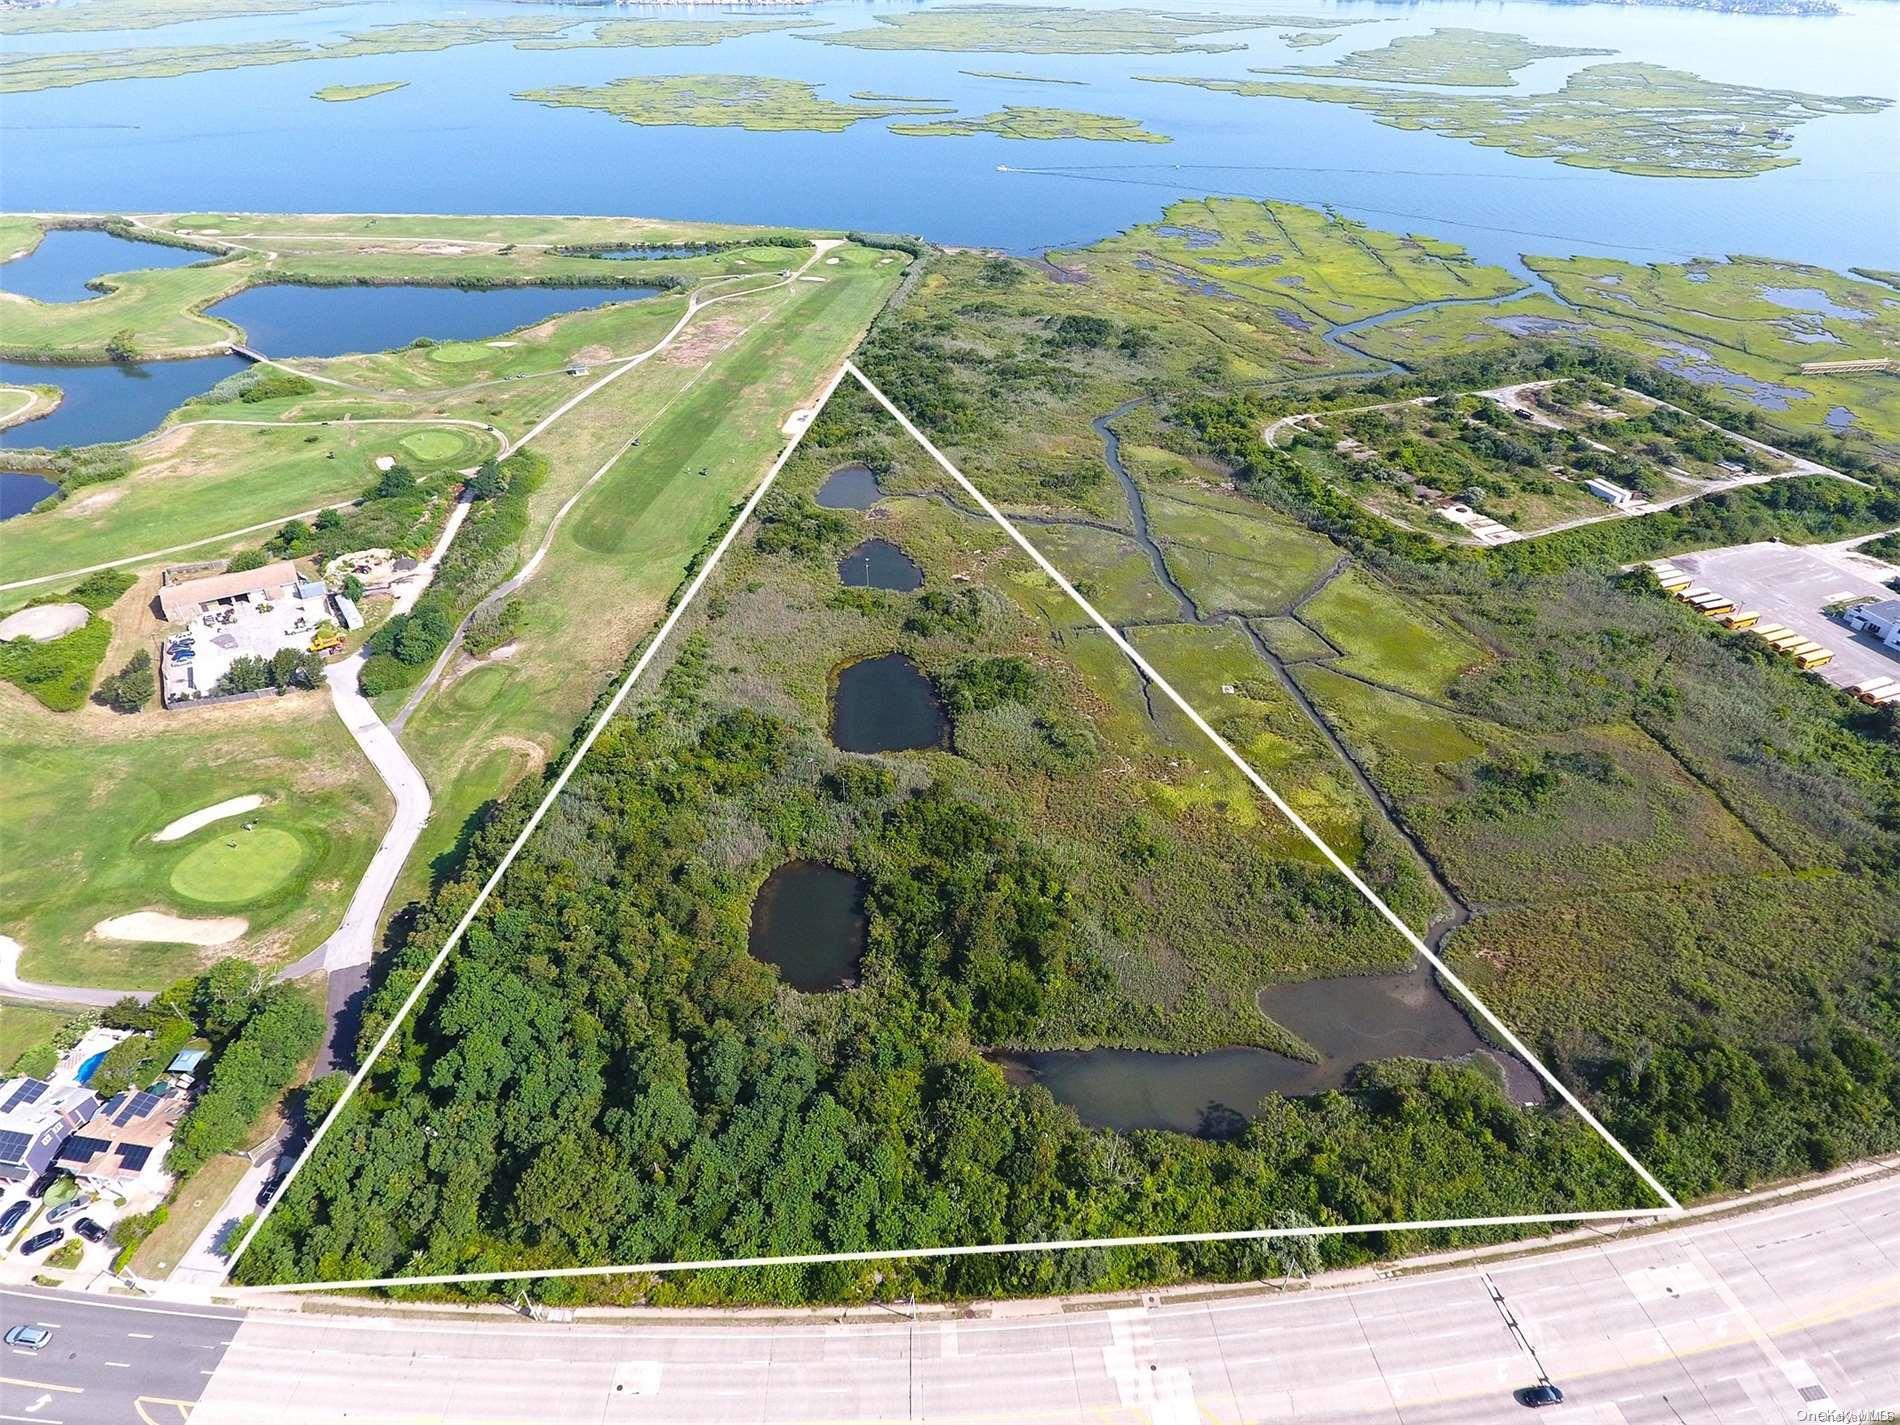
174;1168;1900;1425
0;1286;241;1424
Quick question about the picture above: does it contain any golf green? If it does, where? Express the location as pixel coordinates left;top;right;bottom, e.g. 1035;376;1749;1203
168;825;307;905
399;428;475;463
425;343;493;366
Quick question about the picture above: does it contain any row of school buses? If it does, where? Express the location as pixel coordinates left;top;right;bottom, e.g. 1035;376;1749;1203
1648;561;1841;675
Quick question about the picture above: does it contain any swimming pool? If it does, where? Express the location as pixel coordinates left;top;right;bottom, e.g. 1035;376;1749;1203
74;1051;106;1083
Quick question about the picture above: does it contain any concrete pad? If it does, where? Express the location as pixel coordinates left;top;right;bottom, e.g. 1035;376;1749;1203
0;601;86;641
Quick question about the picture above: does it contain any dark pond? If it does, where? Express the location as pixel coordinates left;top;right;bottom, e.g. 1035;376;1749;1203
999;961;1542;1138
815;462;883;510
747;860;866;992
0;471;59;521
0;354;247;451
838;538;923;592
830;653;946;754
0;228;211;304
589;245;722;261
207;282;659;358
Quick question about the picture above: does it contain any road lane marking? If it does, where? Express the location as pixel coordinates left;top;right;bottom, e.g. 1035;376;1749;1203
127;1332;156;1339
0;1379;81;1393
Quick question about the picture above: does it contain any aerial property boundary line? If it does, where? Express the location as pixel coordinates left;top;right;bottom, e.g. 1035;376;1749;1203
224;360;1678;1297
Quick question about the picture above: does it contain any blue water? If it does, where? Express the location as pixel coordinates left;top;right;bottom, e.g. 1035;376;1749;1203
0;228;214;303
0;354;248;450
74;1051;107;1084
0;0;1893;273
207;282;659;358
0;471;59;519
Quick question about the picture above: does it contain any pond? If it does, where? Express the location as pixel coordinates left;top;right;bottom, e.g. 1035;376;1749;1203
815;462;883;511
998;960;1542;1138
838;538;922;592
1759;286;1871;321
207;281;659;358
588;245;723;261
0;471;59;520
0;227;213;304
830;653;946;754
747;859;866;992
0;353;247;451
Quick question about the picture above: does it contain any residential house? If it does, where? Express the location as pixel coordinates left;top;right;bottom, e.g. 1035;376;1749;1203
0;1077;100;1183
54;1085;189;1184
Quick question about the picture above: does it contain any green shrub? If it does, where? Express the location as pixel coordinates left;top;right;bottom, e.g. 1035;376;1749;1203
167;986;324;1178
95;648;155;712
0;614;109;711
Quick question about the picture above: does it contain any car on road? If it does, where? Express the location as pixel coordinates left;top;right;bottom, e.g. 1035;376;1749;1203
3;1324;53;1352
257;1169;288;1206
73;1217;109;1244
45;1195;91;1226
18;1228;63;1255
1517;1383;1566;1408
0;1200;28;1235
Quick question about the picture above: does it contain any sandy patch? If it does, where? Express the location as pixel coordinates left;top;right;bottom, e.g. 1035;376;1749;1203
0;603;86;642
151;794;267;843
416;242;470;256
486;340;518;348
374;454;395;471
95;911;248;946
825;257;840;265
573;344;612;364
484;642;521;662
666;316;744;366
64;487;124;516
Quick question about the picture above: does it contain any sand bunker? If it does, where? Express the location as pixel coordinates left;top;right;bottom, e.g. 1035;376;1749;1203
152;794;267;844
95;911;247;946
0;603;86;642
374;455;395;471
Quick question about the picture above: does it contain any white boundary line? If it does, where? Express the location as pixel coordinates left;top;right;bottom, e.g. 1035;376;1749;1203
232;1210;1670;1296
225;359;1679;1298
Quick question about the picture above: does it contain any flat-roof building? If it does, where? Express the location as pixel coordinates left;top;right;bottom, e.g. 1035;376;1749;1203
1844;597;1900;650
157;561;301;624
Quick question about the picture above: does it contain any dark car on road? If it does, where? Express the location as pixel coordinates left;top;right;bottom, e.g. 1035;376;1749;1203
0;1200;28;1235
18;1228;63;1255
1517;1383;1566;1408
257;1169;289;1207
73;1217;109;1244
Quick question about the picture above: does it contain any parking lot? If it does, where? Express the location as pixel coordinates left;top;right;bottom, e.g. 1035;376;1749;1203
1671;537;1900;691
162;583;338;703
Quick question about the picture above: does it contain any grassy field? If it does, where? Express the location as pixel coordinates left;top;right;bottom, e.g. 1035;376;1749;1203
0;417;498;589
127;1150;249;1279
0;688;389;989
0;1004;68;1070
390;243;903;910
1147;64;1891;179
517;75;953;132
1260;27;1610;86
889;106;1169;143
0;256;254;358
313;80;407;102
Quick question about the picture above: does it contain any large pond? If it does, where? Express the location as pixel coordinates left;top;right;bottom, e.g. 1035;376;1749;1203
838;538;923;592
747;859;866;992
0;471;59;521
0;353;247;451
207;282;659;358
999;960;1541;1138
0;228;213;303
815;463;884;511
830;653;947;754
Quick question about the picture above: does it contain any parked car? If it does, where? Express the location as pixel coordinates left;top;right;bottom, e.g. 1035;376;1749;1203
3;1324;53;1352
256;1170;288;1207
24;1170;61;1199
0;1201;28;1235
45;1195;91;1226
18;1228;63;1256
1517;1384;1566;1408
72;1218;109;1244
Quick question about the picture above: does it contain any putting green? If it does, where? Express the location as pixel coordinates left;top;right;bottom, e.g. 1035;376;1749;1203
425;343;493;366
399;428;476;463
168;825;307;905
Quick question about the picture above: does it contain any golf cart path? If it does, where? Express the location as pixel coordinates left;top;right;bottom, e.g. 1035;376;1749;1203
0;933;152;1008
